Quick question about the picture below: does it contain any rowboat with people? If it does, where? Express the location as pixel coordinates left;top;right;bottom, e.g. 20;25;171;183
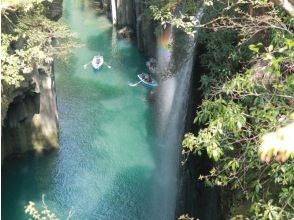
128;72;158;87
92;54;104;70
137;73;158;87
83;54;111;70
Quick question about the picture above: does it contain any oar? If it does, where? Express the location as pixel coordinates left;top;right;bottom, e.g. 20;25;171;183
83;62;91;69
84;58;111;69
103;62;111;69
128;80;142;87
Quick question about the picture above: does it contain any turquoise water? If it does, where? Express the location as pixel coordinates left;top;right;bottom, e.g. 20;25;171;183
2;0;164;219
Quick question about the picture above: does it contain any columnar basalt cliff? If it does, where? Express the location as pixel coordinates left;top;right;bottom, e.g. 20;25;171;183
1;65;59;161
99;1;220;219
99;0;157;57
1;0;63;162
176;44;221;219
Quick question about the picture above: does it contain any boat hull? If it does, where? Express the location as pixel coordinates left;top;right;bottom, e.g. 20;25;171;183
92;56;104;70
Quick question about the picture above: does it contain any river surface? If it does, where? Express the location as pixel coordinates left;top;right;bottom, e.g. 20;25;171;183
2;1;167;219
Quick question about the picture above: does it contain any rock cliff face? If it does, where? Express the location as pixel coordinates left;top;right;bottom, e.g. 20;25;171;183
2;65;59;161
99;0;157;57
175;43;221;220
1;1;63;162
176;68;220;219
102;2;220;218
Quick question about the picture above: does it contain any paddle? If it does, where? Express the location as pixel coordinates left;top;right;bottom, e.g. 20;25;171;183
83;62;91;69
128;80;142;87
84;60;112;69
103;62;112;69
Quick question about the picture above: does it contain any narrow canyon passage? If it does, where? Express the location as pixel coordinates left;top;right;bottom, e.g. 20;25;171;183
2;0;175;219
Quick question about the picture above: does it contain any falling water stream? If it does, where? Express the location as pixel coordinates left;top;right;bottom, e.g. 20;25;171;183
2;1;199;219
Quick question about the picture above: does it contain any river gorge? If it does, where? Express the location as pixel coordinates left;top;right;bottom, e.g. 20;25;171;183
2;0;217;219
3;0;293;219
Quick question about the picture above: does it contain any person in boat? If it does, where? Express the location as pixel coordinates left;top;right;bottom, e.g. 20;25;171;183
143;73;152;83
95;54;102;64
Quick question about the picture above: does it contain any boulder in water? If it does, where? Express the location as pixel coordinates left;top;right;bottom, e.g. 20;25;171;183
118;27;135;40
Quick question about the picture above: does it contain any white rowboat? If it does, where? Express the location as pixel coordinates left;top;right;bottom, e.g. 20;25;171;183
92;56;104;70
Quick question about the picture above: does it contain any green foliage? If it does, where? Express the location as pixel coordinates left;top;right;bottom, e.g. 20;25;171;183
148;0;200;35
182;13;294;220
1;34;26;87
1;1;77;88
144;0;294;219
149;5;173;24
1;0;77;125
198;29;244;96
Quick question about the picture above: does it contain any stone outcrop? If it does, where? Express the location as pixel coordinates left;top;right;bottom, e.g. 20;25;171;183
1;1;62;162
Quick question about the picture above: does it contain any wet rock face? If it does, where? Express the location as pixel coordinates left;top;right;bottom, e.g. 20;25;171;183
115;0;136;28
135;11;157;58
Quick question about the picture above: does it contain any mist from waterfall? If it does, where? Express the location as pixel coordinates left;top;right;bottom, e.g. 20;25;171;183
151;9;203;219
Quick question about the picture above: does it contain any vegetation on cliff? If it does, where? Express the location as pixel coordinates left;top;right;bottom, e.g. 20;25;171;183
1;0;76;120
151;0;293;219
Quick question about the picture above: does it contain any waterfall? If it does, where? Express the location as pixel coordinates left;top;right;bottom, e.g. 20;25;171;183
108;0;204;217
111;0;117;24
151;8;203;220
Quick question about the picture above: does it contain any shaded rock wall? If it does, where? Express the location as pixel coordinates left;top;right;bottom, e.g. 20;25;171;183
1;1;62;162
175;43;222;220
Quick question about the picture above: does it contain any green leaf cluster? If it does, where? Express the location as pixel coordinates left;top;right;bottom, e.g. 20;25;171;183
148;1;293;217
1;0;78;124
176;1;294;219
148;0;199;35
1;1;77;89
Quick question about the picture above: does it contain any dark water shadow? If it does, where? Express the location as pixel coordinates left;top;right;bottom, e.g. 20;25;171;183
1;150;58;220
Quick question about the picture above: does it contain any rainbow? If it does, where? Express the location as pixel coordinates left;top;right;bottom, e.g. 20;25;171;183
159;24;172;51
157;24;173;70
